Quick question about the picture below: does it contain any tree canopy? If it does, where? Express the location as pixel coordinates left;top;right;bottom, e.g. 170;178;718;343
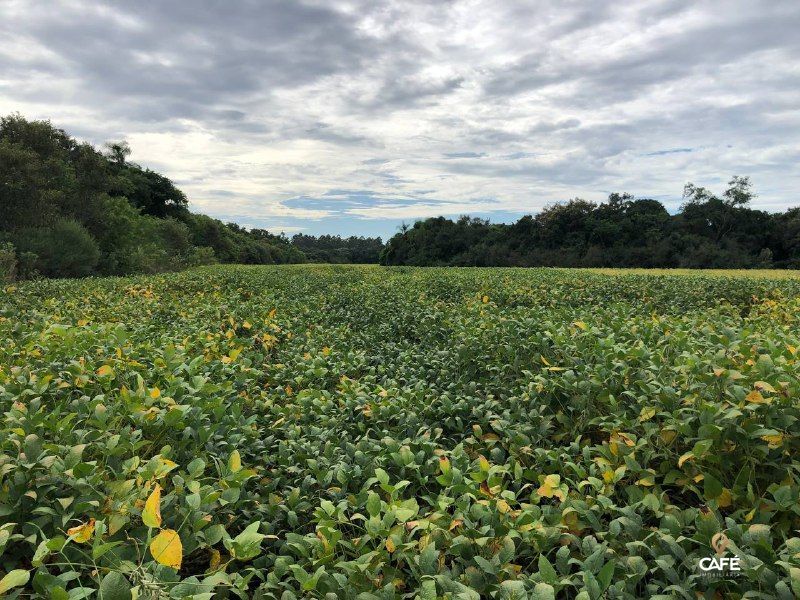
0;114;380;280
380;178;800;269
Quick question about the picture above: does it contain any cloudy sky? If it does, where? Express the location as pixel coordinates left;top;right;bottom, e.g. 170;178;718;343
2;0;799;239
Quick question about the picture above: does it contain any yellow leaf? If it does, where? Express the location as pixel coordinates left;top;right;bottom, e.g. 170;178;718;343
243;320;252;329
754;381;776;393
787;344;797;356
96;365;113;377
209;548;221;570
717;488;733;508
67;518;95;543
496;499;510;514
439;456;450;473
229;449;242;473
660;429;677;444
157;457;179;477
639;407;656;422
678;452;694;468
713;368;725;377
0;570;30;595
285;385;293;396
538;474;565;500
268;308;277;318
761;433;784;448
150;529;182;569
478;455;490;472
745;390;769;404
482;295;489;303
150;387;161;399
573;321;587;331
322;346;331;355
613;432;636;447
222;347;242;364
385;537;396;553
143;484;162;528
77;319;89;326
602;470;614;484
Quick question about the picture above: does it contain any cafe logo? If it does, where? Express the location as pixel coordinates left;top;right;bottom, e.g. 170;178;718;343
698;532;741;576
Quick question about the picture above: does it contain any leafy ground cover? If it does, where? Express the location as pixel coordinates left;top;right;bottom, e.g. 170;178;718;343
1;265;799;599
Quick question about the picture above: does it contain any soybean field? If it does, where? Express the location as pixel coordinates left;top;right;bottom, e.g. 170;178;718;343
1;265;800;599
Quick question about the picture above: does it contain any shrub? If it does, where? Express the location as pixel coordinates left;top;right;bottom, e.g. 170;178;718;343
16;251;39;280
0;242;17;282
125;244;173;274
155;217;193;255
186;245;217;266
14;220;100;278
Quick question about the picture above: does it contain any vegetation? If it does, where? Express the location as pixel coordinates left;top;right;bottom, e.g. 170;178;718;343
6;114;800;278
381;180;800;269
0;114;385;281
290;234;384;264
2;264;800;598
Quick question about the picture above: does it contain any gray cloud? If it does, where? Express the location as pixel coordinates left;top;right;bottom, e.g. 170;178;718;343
1;0;798;237
443;152;487;159
645;148;694;156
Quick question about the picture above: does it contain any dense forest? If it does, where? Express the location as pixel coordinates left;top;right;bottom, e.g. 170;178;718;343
0;114;381;280
381;180;800;268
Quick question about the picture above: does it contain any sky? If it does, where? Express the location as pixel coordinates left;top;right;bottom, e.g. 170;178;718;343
1;0;799;240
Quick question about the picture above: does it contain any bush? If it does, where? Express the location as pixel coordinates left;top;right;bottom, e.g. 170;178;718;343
155;217;193;255
0;242;17;282
16;251;39;280
186;246;217;266
88;195;147;275
14;220;100;278
125;244;173;274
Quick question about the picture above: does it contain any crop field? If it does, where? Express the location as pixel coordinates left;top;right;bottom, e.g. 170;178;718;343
2;265;800;599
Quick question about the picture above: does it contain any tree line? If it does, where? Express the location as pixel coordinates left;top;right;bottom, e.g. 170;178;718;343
0;114;382;280
4;114;798;278
380;178;800;268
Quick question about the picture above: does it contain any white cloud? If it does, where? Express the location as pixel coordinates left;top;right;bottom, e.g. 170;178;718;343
1;0;798;236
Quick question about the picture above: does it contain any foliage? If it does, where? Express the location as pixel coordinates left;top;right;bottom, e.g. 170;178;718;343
0;114;316;279
381;180;800;269
2;264;800;598
291;234;384;264
12;220;101;278
0;243;16;283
